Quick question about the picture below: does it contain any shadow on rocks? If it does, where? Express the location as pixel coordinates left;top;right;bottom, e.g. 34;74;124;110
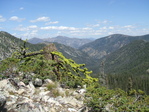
0;95;7;112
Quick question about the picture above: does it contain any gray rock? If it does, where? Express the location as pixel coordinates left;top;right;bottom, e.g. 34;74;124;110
33;78;43;87
16;103;37;112
18;81;26;88
68;108;77;112
0;79;17;96
44;79;54;84
26;82;35;96
76;89;86;94
8;78;19;89
0;94;6;111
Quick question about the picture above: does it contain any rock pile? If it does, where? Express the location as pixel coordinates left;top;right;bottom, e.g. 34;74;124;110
0;78;89;112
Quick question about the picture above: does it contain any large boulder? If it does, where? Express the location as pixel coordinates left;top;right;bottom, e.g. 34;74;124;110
44;79;54;85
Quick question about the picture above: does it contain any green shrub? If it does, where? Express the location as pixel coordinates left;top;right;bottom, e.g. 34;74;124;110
85;82;149;112
51;89;63;98
46;82;57;91
65;90;70;97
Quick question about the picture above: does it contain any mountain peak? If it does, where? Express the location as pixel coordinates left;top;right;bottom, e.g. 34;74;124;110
0;31;11;35
108;34;130;38
54;36;70;39
28;37;44;44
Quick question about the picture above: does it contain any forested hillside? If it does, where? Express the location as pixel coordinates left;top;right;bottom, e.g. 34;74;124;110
98;40;149;94
101;40;149;75
54;42;98;72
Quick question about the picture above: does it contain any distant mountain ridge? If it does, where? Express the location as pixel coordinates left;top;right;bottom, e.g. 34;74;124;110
28;37;44;44
28;36;93;48
79;34;149;59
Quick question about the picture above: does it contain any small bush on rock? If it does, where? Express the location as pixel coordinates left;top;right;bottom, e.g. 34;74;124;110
46;82;57;91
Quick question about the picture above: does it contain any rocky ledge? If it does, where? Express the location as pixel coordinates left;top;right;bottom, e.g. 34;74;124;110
0;78;89;112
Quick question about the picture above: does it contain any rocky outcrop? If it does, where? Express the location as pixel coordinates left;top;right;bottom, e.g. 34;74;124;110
0;78;89;112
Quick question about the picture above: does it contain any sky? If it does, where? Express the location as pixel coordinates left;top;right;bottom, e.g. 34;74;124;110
0;0;149;39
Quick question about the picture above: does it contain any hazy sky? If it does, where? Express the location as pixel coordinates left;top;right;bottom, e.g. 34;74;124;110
0;0;149;39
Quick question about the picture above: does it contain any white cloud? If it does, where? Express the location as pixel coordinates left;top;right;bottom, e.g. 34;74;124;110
101;26;107;30
15;25;29;31
28;25;38;29
9;16;25;22
41;26;76;30
103;20;108;24
109;26;114;29
93;24;100;27
10;16;18;21
97;20;110;24
30;30;38;36
87;20;111;28
30;17;50;22
20;7;24;10
87;24;100;27
15;30;39;39
21;30;38;38
108;32;114;35
92;32;102;35
45;21;59;25
82;27;92;30
11;18;149;39
0;15;6;22
15;25;38;31
124;25;134;28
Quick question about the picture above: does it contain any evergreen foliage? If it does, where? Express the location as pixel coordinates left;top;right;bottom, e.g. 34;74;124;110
85;81;149;112
51;51;97;87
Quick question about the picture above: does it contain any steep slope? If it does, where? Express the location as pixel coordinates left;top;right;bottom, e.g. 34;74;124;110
79;34;149;59
0;31;45;60
28;36;93;48
54;42;98;71
99;40;149;75
96;40;149;93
